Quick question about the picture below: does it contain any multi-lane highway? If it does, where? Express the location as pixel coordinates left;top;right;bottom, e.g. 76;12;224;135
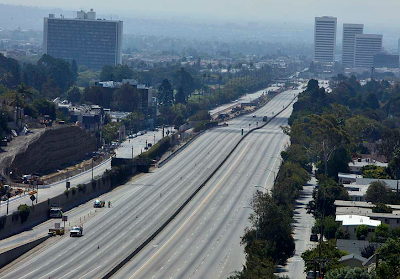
0;87;300;279
113;94;295;279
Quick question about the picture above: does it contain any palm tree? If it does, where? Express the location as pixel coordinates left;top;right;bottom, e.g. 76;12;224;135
10;83;34;129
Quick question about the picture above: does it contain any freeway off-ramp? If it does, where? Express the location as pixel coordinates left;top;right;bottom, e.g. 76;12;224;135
0;88;301;279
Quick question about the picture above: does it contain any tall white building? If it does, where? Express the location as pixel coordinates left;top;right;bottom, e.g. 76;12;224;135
314;16;337;63
342;24;364;68
354;34;383;68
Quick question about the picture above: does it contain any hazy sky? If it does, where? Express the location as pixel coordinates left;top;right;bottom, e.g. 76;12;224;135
1;0;399;27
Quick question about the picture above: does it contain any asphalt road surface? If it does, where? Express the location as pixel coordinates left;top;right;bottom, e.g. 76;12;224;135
0;88;301;279
112;94;295;279
278;177;317;279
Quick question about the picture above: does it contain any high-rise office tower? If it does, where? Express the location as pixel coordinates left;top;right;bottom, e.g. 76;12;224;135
354;34;383;68
43;10;123;69
342;24;364;68
314;16;337;63
398;38;400;55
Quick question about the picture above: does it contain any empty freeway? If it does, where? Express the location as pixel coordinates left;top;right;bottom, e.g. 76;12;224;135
0;88;300;279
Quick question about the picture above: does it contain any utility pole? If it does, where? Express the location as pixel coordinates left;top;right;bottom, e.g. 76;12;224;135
91;157;94;181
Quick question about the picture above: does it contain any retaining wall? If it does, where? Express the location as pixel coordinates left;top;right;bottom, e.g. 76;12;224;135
0;235;50;268
0;165;136;240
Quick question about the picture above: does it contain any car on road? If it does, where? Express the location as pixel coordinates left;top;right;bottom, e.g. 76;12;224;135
70;226;83;237
137;132;142;136
310;233;318;242
128;135;134;138
94;199;105;208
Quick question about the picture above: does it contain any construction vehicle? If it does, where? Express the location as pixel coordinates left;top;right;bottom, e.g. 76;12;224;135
70;226;83;237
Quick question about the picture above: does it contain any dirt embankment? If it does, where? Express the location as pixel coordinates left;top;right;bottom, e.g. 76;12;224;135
3;125;97;178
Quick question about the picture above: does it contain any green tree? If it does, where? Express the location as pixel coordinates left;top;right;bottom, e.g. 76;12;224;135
112;83;141;112
365;92;380;110
241;192;295;265
376;238;400;278
102;122;121;144
82;86;111;108
71;59;78;83
173;114;185;129
365;181;392;204
158;79;174;106
9;83;34;127
41;78;61;99
302;240;347;273
100;65;115;81
66;86;81;104
175;87;186;104
307;178;349;218
372;203;392;213
33;99;56;119
174;67;194;102
373;223;390;243
362;165;390;179
356;224;369;240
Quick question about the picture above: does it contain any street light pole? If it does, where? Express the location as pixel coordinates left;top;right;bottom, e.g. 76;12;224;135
91;157;94;181
267;169;276;202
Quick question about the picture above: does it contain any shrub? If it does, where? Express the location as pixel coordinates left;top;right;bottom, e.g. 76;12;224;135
356;224;369;240
71;187;77;195
77;184;86;193
141;136;170;160
360;244;376;258
64;189;69;197
372;203;392;213
17;204;30;223
193;121;206;133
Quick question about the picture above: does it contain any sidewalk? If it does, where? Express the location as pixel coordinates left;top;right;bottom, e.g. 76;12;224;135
278;177;317;278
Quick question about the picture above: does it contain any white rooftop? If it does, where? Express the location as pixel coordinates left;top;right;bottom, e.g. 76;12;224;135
336;214;381;227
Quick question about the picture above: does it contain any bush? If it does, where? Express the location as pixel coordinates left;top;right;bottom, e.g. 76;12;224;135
360;244;376;258
193;121;206;133
141;136;170;160
356;224;369;240
64;189;69;197
17;204;30;223
373;203;392;213
373;223;390;243
189;110;211;121
71;187;77;195
77;184;86;193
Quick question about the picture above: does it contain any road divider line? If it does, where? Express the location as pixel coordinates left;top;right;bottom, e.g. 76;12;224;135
128;142;250;278
101;92;299;279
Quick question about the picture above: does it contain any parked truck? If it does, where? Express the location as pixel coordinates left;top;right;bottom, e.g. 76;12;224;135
49;203;63;218
70;226;83;237
263;116;268;122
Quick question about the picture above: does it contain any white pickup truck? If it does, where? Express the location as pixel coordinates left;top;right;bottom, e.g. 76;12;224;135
70;226;83;237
